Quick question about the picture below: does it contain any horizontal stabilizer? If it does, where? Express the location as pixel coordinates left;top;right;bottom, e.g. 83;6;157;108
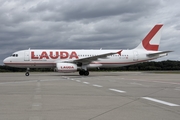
147;51;173;57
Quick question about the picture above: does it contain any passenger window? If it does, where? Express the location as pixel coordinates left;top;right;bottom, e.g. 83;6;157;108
16;54;18;57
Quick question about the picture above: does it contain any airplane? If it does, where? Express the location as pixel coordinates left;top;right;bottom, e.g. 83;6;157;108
3;24;172;76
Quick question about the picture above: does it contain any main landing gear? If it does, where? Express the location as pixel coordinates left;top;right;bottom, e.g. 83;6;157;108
79;70;89;76
25;68;30;76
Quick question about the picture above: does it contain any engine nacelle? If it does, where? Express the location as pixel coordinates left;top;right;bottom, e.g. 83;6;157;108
56;63;77;73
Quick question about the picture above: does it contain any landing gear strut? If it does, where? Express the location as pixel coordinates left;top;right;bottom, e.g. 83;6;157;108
25;68;30;76
79;70;89;76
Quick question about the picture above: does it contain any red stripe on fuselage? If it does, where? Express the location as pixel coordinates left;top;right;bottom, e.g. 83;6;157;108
4;58;155;67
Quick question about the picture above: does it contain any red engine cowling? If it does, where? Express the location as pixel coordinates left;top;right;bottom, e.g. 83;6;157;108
56;63;77;73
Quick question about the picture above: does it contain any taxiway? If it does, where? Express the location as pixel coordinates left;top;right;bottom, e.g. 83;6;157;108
0;72;180;120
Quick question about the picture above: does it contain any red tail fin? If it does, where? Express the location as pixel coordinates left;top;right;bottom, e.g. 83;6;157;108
135;24;163;51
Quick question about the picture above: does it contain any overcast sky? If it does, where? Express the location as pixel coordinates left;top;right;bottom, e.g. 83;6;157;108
0;0;180;65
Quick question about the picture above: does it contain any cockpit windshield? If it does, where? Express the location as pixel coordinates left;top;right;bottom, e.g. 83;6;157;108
11;54;18;57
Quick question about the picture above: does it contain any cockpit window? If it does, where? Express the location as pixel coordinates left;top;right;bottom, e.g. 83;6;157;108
11;54;18;57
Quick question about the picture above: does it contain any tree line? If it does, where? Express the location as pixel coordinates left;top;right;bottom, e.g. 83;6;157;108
0;60;180;72
100;60;180;71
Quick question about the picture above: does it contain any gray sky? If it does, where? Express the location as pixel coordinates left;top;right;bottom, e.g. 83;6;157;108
0;0;180;65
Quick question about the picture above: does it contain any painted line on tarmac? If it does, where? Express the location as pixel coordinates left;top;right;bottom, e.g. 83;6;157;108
92;84;103;88
142;97;180;106
76;80;81;82
62;76;68;79
32;103;41;107
31;103;42;111
109;88;126;93
130;82;149;87
83;82;90;84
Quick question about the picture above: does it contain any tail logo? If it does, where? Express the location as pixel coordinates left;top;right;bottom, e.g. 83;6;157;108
142;25;163;51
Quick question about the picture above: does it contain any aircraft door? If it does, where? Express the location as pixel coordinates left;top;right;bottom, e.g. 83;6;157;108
24;50;30;61
133;51;138;61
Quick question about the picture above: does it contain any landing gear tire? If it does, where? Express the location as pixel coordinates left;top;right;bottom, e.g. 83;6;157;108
79;70;89;76
25;72;29;76
79;70;84;75
25;68;30;76
84;71;89;76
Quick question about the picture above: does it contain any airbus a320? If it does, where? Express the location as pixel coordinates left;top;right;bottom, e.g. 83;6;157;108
3;24;172;76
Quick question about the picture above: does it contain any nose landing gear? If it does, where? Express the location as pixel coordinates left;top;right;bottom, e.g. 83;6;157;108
25;68;30;76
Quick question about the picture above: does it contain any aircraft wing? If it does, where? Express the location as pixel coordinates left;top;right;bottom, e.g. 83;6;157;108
66;50;122;64
147;51;173;57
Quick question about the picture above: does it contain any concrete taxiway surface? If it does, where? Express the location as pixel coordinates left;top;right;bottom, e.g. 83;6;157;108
0;72;180;120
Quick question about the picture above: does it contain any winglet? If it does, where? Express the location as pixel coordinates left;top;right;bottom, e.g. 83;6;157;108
117;50;123;56
135;24;163;51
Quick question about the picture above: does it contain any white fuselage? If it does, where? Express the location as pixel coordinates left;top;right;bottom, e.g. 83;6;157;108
3;49;161;69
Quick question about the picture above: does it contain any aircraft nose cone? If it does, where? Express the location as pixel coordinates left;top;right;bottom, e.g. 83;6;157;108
3;58;6;64
3;58;8;65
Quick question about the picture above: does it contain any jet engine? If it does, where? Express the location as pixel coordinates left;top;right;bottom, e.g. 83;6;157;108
56;63;77;73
